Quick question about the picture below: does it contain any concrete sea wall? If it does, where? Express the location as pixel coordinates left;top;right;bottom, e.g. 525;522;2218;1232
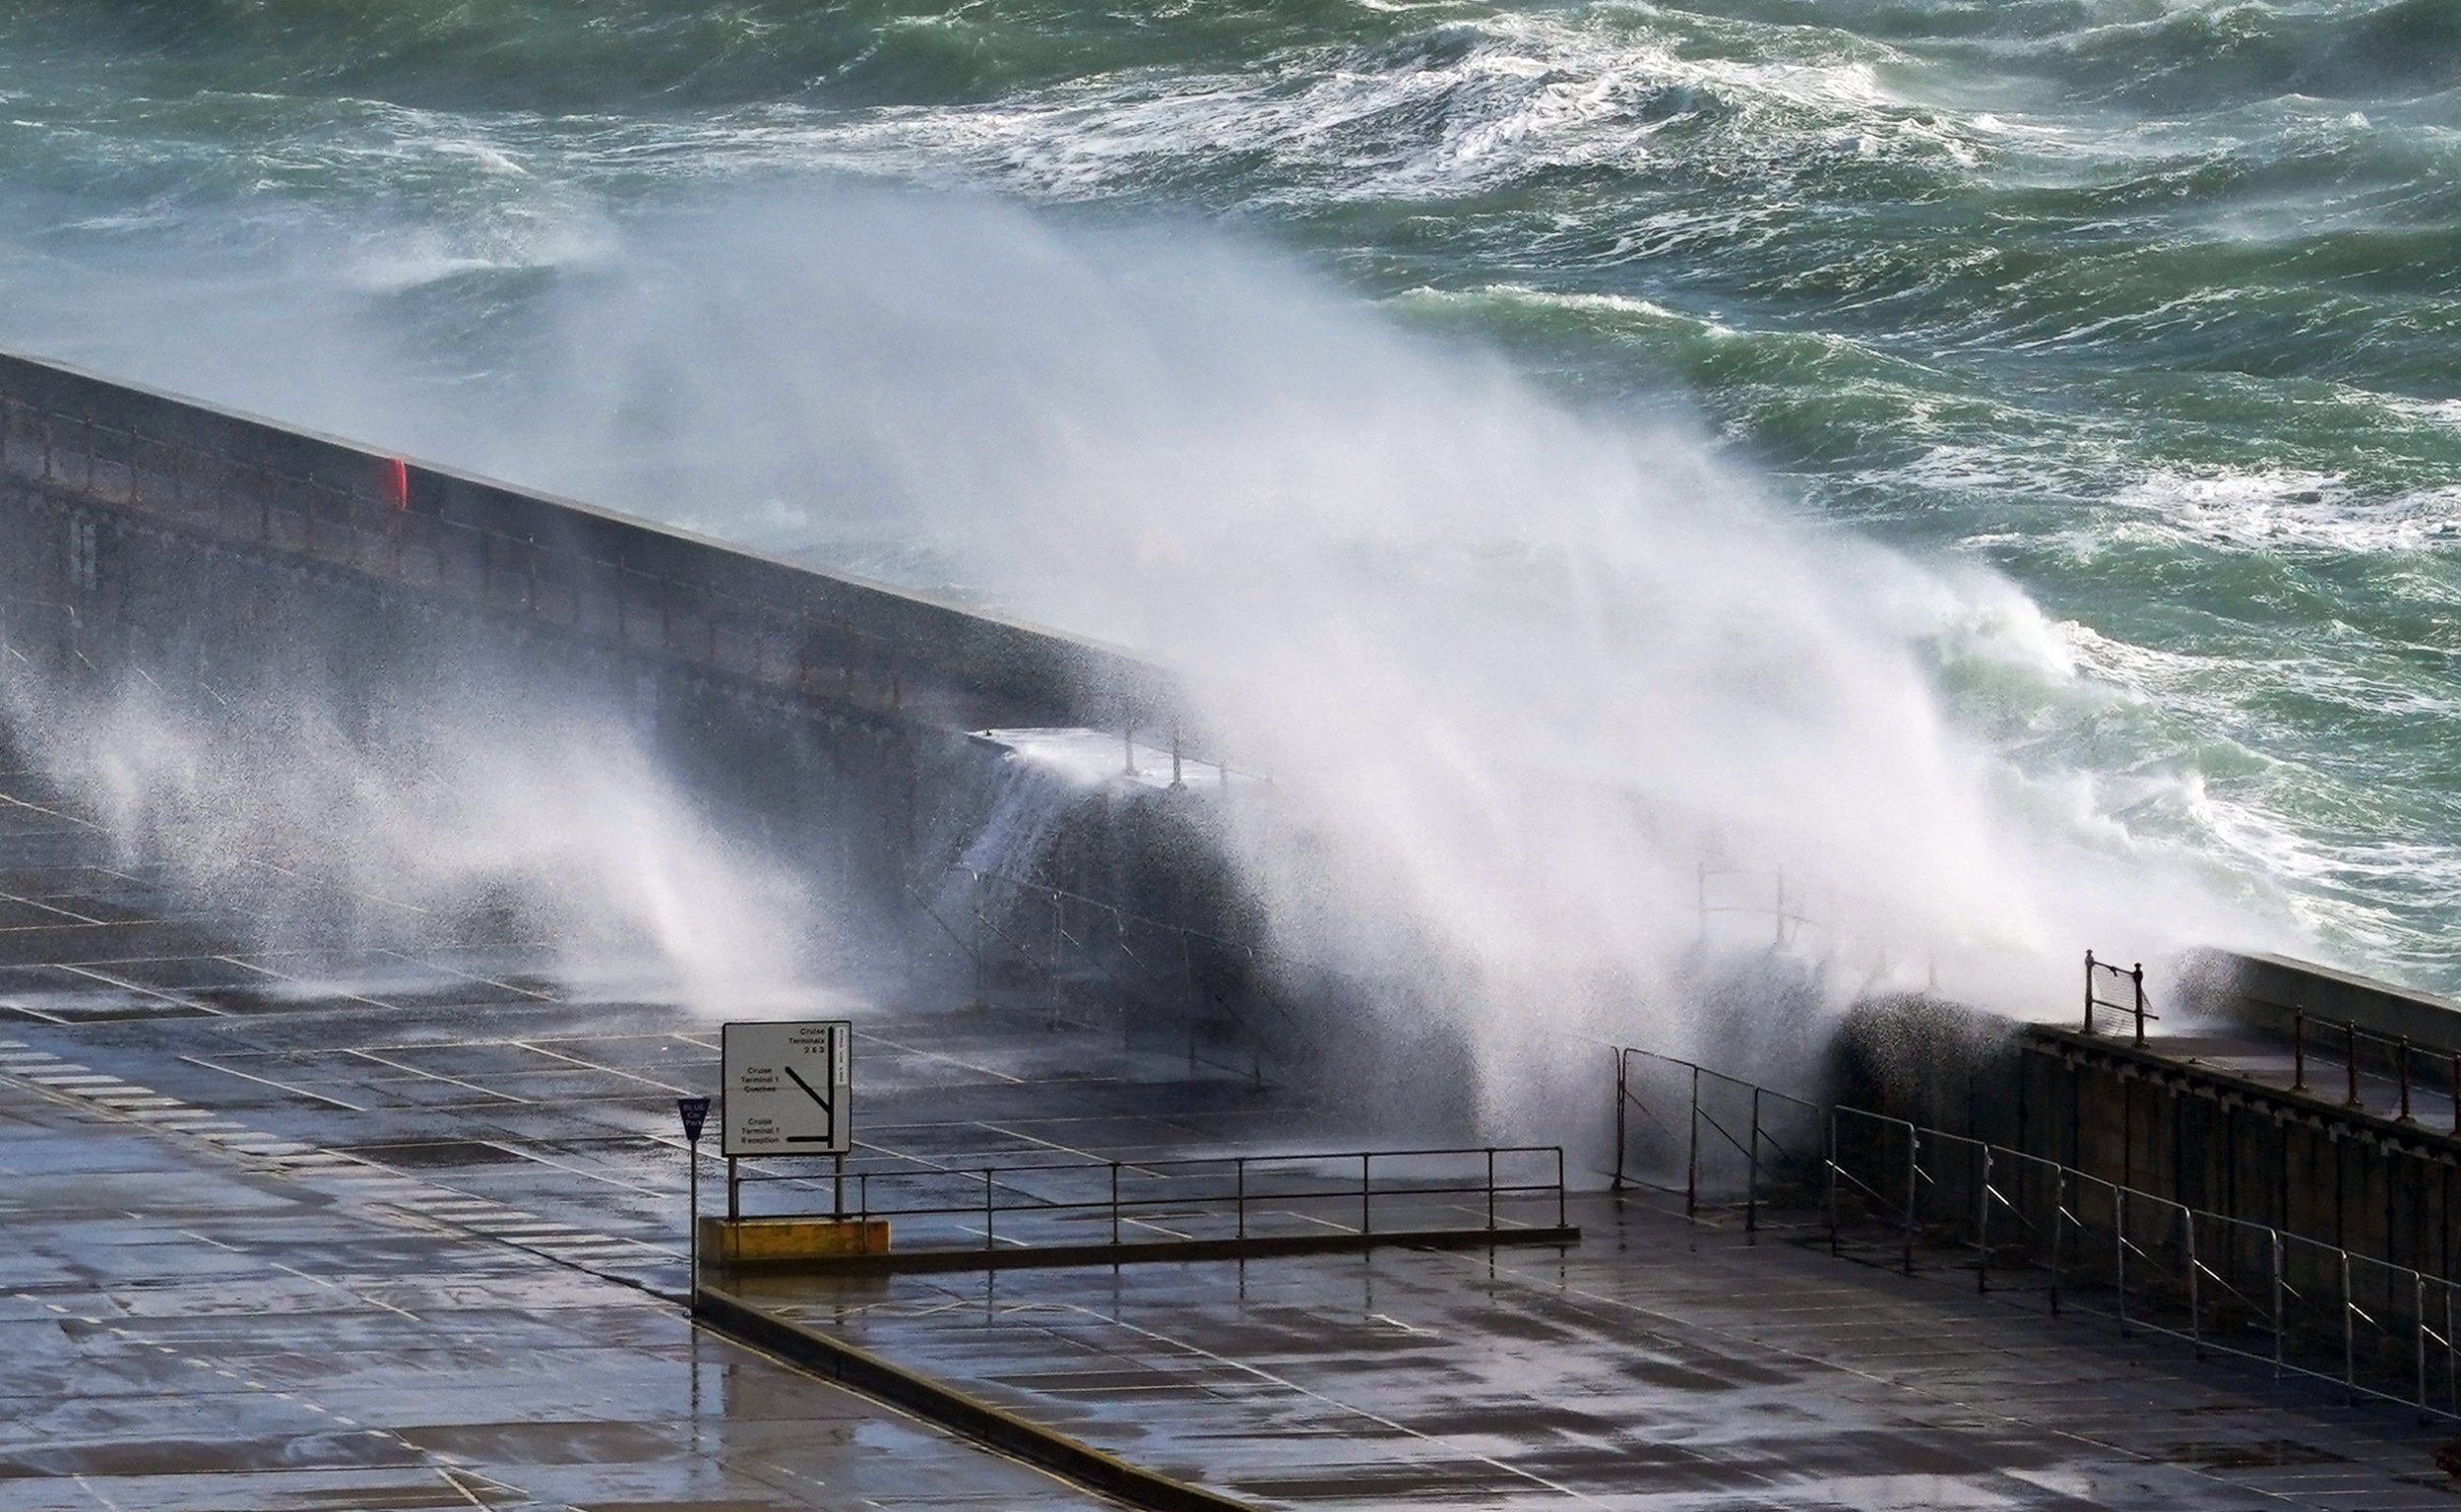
0;346;1222;983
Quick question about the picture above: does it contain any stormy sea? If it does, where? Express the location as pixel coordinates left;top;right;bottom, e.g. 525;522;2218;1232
4;0;2455;1003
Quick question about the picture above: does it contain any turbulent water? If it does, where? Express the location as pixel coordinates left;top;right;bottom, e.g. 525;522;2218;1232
2;0;2456;996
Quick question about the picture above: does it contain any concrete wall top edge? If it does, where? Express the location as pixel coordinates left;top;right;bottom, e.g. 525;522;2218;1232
2233;950;2461;1015
0;345;1175;724
2197;947;2461;1056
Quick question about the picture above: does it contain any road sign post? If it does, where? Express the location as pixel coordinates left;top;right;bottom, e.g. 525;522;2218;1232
676;1096;711;1297
721;1020;854;1226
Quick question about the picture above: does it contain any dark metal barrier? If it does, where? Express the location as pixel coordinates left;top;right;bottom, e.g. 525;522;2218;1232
1617;1043;2461;1420
727;1144;1568;1254
1826;1104;2461;1418
1611;1046;1825;1235
2281;1008;2460;1132
2084;951;2156;1045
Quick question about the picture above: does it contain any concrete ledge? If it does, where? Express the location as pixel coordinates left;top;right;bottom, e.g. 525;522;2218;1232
695;1284;1261;1512
2031;1024;2461;1159
717;1224;1582;1277
699;1215;891;1265
2205;949;2461;1060
0;345;1177;729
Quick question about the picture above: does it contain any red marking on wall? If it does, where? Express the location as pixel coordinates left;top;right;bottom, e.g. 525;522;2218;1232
386;458;410;510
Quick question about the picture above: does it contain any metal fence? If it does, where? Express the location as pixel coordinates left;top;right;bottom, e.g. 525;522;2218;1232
1826;1104;2461;1418
726;1144;1568;1253
2083;950;2156;1044
1610;1045;1825;1234
1696;864;1826;951
2279;1008;2461;1131
1616;1043;2461;1418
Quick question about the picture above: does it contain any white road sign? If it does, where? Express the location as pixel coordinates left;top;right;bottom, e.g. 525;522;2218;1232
721;1020;852;1157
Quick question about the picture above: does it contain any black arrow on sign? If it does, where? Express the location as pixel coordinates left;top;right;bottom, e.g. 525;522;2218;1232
783;1062;836;1143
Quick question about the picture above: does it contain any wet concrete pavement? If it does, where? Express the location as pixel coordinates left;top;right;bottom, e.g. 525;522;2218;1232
744;1196;2461;1509
0;1068;1131;1510
3;756;2461;1508
0;758;1251;1510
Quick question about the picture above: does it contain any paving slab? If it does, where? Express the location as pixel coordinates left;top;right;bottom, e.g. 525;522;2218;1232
736;1195;2461;1509
0;1080;1118;1512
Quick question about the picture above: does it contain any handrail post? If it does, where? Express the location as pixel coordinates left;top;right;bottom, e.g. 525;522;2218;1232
859;1171;870;1226
2293;1011;2307;1092
1903;1127;1919;1276
1110;1162;1121;1247
2400;1037;2414;1122
1612;1049;1628;1192
2084;950;2097;1034
972;901;987;1006
983;1168;994;1252
1361;1153;1372;1236
2185;1206;2201;1358
2344;1250;2358;1404
2347;1022;2363;1109
2419;1272;2430;1421
1486;1148;1497;1230
2049;1167;2065;1316
1976;1144;1991;1294
1182;933;1198;1074
1555;1147;1566;1230
2115;1194;2128;1338
1235;1157;1246;1240
1746;1088;1762;1238
1686;1066;1701;1218
1824;1110;1840;1257
2271;1229;2285;1378
2131;962;2146;1047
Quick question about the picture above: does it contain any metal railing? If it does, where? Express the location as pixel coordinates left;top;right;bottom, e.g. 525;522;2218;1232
2286;1008;2460;1131
1610;1046;1825;1235
1691;865;1938;993
2084;950;2156;1046
1696;863;1826;950
1824;1103;2461;1418
1610;1040;2461;1419
727;1144;1568;1253
2077;946;2461;1130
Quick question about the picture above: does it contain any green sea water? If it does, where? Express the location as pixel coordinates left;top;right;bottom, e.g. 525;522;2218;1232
2;0;2455;990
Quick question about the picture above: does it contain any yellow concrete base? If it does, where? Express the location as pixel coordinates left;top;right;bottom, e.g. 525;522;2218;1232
699;1215;893;1267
